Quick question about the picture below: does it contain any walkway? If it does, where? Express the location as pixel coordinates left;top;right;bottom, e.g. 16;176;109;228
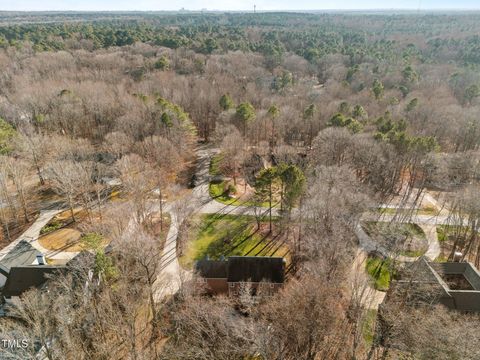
155;208;190;299
0;208;78;264
350;249;386;310
185;146;445;308
154;145;280;299
0;144;450;306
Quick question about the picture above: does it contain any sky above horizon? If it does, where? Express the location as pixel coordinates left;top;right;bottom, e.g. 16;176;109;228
1;0;479;12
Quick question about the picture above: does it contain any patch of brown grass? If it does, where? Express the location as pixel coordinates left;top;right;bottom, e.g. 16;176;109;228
54;207;85;222
54;207;105;224
39;228;82;252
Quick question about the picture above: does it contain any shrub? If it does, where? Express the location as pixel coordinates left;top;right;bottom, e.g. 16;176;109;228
366;256;395;291
226;183;237;195
40;220;63;234
154;55;170;70
81;232;104;251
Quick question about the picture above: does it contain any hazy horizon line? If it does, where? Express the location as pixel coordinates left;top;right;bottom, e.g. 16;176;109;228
1;8;480;13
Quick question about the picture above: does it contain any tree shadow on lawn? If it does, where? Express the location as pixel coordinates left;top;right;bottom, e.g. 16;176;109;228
197;225;261;260
244;232;279;256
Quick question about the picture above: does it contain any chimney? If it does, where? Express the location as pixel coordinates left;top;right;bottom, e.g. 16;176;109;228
36;254;46;265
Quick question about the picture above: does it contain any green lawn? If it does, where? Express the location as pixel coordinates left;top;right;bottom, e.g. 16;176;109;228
209;180;273;208
209;153;222;176
366;256;395;291
377;207;437;216
436;225;448;243
40;219;63;235
398;249;426;257
436;224;477;243
363;222;425;238
179;214;284;269
209;180;237;204
209;155;281;208
362;309;378;346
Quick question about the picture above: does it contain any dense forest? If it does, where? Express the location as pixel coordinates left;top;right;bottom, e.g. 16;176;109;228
0;11;479;360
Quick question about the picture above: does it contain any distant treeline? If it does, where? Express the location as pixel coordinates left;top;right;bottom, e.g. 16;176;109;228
0;12;479;66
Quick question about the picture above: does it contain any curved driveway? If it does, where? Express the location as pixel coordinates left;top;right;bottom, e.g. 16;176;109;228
0;145;455;306
163;145;449;305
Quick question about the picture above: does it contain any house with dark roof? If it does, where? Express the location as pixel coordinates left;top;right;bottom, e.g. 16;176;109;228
195;256;286;296
0;251;95;316
195;259;229;294
2;265;66;299
0;240;43;288
0;240;72;314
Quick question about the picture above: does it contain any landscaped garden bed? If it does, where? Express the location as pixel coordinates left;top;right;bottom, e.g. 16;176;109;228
39;208;109;252
39;230;109;252
362;221;428;257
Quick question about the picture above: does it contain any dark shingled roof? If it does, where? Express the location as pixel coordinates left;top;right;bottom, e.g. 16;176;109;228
195;256;286;284
2;265;66;298
0;264;9;277
195;260;227;279
0;240;41;271
227;257;285;283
